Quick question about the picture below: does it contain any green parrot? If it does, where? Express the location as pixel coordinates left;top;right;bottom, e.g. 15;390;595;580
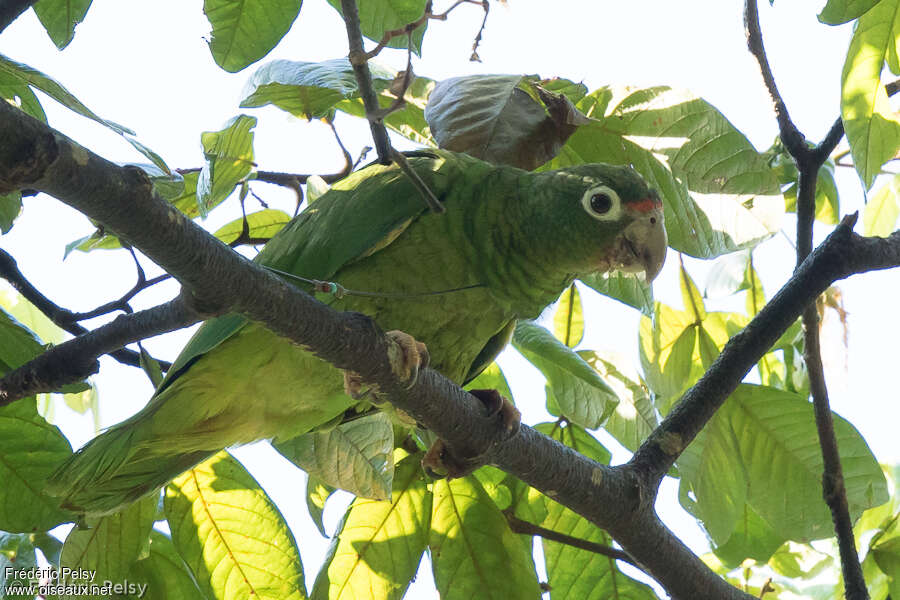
48;149;667;516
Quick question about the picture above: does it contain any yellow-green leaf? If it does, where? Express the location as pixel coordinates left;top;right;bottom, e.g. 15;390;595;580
553;283;584;347
430;476;541;600
165;451;306;600
863;175;900;236
840;0;900;189
310;455;429;600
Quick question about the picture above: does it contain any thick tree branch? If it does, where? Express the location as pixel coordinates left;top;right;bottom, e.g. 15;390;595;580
0;247;172;371
0;297;196;404
0;0;35;34
7;103;900;599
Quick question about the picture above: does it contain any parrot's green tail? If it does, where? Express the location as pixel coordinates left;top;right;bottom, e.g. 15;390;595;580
47;422;212;516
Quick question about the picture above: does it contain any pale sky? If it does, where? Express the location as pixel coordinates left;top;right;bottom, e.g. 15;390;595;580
1;0;897;597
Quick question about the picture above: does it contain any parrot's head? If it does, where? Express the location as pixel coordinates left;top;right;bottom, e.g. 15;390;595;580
532;164;668;282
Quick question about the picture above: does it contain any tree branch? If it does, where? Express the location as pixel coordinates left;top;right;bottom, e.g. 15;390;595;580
744;1;872;595
7;102;900;599
340;0;393;164
0;297;197;404
0;0;35;34
0;247;172;371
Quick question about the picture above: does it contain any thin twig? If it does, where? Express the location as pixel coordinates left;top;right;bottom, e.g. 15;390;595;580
0;248;171;371
505;511;643;570
744;0;806;156
390;149;444;213
340;0;393;164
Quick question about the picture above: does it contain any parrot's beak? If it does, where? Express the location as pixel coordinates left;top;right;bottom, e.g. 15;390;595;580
621;202;668;282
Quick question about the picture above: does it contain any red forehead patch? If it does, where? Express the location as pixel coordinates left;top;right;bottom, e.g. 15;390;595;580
629;196;663;213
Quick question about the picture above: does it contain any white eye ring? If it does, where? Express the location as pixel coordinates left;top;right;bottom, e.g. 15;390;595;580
581;185;622;221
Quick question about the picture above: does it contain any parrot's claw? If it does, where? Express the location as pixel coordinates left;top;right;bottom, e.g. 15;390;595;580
386;330;429;388
421;389;521;479
342;330;428;401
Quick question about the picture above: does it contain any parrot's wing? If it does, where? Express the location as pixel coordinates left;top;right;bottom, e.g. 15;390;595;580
462;318;517;385
156;151;454;394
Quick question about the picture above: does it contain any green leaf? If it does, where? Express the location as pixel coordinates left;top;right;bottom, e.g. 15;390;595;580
0;307;47;372
0;53;132;135
274;412;394;500
548;114;782;259
0;532;37;597
579;270;653;315
679;384;889;544
198;115;257;217
204;0;303;72
0;400;74;532
553;284;584;347
311;455;429;600
60;495;157;596
0;66;46;122
305;475;335;538
130;531;207;600
840;0;900;189
863;175;900;236
430;476;541;600
213;209;292;245
0;193;21;234
32;0;92;49
582;351;658;453
165;451;306;600
712;505;786;568
241;58;396;120
512;321;618;429
326;0;428;55
819;0;881;24
425;75;591;170
679;260;706;321
603;86;779;196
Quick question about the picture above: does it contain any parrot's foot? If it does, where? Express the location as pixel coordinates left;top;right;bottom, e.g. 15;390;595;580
421;389;521;479
343;330;429;401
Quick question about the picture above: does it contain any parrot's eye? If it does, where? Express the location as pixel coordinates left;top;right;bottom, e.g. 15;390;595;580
581;185;622;221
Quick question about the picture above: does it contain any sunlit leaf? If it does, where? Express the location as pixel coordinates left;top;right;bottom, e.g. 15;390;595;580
679;384;889;544
305;475;335;538
579;270;653;315
326;0;428;55
819;0;881;25
863;175;900;236
553;283;584;347
204;0;303;72
198;115;257;217
840;0;900;189
513;320;617;429
430;476;541;600
311;455;429;600
213;209;292;245
274;412;394;500
165;451;306;600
